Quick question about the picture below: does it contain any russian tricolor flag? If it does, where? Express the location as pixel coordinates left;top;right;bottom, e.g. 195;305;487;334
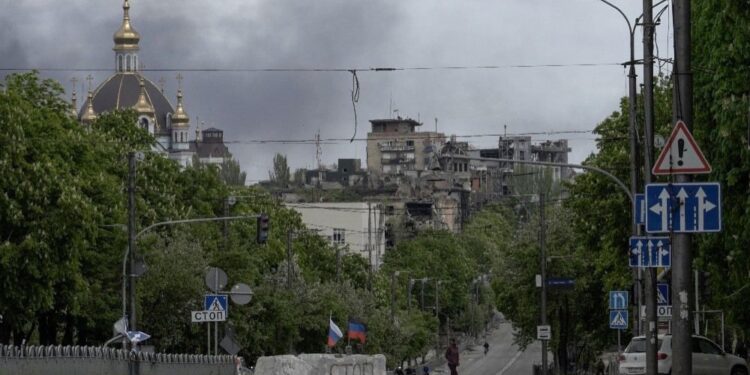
327;318;343;347
347;319;367;344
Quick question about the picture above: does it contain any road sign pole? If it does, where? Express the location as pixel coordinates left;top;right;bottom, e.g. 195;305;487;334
672;1;693;374
540;193;548;374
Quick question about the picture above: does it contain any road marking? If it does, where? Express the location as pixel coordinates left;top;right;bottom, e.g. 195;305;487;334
496;350;523;375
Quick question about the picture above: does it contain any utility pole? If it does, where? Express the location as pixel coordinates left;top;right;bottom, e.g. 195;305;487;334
336;248;341;283
223;198;229;252
127;151;137;333
368;202;372;290
671;0;693;373
407;279;413;310
642;1;658;374
435;280;440;356
390;271;397;323
540;193;548;374
286;230;293;290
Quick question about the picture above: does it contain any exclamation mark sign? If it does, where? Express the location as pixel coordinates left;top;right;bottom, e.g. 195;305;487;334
677;139;685;166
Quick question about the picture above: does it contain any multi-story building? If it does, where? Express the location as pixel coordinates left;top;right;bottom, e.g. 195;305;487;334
366;118;445;176
469;136;573;198
286;202;385;269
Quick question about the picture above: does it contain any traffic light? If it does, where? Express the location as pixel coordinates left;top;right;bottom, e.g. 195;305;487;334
257;213;269;244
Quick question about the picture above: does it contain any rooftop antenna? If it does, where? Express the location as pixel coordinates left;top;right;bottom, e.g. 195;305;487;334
435;117;438;133
315;130;323;170
388;92;393;118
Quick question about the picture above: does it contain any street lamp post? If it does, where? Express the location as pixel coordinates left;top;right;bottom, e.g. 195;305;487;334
391;271;407;323
121;214;259;343
598;0;642;341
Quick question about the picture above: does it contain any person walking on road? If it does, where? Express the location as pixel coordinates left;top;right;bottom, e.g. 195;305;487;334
483;341;489;356
445;338;460;375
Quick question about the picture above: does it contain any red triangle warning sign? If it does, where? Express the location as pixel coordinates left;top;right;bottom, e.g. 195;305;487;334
652;120;711;175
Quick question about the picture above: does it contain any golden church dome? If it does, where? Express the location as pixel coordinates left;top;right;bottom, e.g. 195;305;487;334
171;90;190;126
113;0;140;52
133;78;155;116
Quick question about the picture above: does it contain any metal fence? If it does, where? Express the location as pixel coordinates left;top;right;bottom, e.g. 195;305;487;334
0;344;237;375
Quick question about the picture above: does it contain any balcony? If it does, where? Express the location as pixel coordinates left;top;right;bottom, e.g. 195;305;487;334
379;143;415;152
382;157;416;165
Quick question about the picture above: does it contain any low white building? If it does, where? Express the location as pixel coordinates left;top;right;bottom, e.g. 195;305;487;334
286;202;385;269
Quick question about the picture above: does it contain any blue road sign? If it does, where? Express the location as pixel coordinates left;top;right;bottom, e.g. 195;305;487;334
610;310;629;330
634;194;645;225
657;283;670;306
645;182;721;233
204;294;228;313
546;278;575;288
629;237;671;268
609;291;629;310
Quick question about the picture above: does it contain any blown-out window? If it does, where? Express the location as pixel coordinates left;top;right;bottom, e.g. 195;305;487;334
332;228;345;245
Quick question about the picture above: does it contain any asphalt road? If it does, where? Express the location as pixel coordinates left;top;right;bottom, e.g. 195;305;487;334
431;316;548;375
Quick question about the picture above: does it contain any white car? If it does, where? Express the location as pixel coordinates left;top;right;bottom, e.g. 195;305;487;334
619;335;748;375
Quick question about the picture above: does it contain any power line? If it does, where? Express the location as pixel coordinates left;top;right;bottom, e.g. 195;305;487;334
221;130;594;145
0;62;624;73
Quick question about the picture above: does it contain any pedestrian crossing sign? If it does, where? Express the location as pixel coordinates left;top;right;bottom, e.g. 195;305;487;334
609;310;628;330
657;283;670;306
204;294;228;313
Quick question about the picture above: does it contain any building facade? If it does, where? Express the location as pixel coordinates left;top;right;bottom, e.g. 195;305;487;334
286;202;385;269
366;118;445;175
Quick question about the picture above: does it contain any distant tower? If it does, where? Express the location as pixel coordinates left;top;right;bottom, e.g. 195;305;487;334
315;130;323;170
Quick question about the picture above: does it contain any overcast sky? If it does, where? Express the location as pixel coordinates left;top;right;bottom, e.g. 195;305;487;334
1;0;673;182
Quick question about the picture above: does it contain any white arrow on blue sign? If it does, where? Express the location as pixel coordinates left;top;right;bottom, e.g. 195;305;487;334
610;310;628;330
609;291;629;310
645;182;721;233
657;283;670;306
204;294;228;313
629;237;671;268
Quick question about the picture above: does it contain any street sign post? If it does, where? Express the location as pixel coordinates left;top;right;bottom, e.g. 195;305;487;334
657;283;670;306
609;291;629;310
652;120;711;175
629;237;671;268
645;182;721;233
610;310;629;330
634;194;646;225
191;310;226;322
537;325;551;340
204;294;228;312
641;305;672;318
546;278;575;288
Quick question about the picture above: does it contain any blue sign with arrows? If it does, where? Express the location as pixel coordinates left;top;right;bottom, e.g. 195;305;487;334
629;237;671;268
645;182;721;233
609;291;629;310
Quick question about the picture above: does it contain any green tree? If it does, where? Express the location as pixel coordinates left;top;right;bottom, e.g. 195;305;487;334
220;157;247;186
693;0;750;342
268;153;290;187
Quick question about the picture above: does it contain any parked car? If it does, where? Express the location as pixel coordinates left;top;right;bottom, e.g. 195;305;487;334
619;335;748;375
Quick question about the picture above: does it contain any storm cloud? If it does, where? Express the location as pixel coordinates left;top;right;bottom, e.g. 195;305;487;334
1;0;666;182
